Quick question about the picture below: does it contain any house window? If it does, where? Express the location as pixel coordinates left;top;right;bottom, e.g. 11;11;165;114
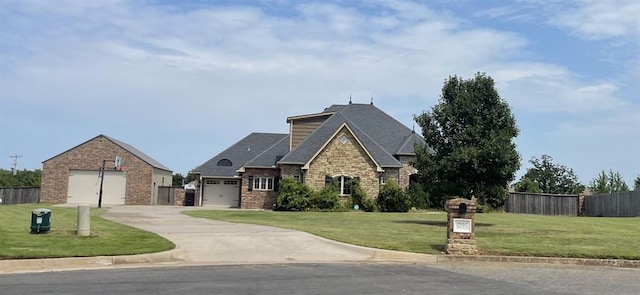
253;177;274;191
293;175;301;182
205;180;219;185
223;180;238;185
217;159;232;166
338;176;351;196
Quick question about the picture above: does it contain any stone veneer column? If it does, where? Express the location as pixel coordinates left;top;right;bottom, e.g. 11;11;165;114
445;198;479;255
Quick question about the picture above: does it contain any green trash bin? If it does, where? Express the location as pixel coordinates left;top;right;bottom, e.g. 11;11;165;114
30;208;52;234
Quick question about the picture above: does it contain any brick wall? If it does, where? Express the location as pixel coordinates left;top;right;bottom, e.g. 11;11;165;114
240;168;279;209
41;135;154;205
306;126;380;198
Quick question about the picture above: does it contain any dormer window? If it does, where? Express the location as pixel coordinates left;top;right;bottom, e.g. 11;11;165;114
217;159;232;166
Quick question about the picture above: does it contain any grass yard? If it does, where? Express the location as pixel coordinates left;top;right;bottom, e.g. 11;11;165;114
185;210;640;260
0;205;174;259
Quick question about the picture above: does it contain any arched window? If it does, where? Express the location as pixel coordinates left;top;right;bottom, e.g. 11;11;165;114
216;159;232;166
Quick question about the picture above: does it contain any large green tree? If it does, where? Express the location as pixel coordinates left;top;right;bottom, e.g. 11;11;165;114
518;155;584;194
414;73;520;207
589;170;629;194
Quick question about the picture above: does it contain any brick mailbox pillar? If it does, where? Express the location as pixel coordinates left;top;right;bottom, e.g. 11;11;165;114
445;198;479;255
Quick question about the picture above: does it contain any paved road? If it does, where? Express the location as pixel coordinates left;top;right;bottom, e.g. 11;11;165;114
0;263;584;295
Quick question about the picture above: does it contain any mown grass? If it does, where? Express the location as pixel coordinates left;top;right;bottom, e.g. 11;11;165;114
185;210;640;260
0;204;174;259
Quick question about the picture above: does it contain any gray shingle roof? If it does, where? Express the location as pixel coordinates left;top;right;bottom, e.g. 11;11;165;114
193;133;288;177
279;103;423;167
104;135;172;171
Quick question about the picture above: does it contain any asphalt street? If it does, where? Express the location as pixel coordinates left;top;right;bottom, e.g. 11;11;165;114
1;263;638;295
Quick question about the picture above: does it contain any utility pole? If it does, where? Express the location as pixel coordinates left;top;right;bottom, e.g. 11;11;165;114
9;154;22;176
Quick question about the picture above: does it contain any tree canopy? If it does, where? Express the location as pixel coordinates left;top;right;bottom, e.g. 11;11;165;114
0;169;42;187
414;73;520;207
517;155;584;194
589;170;629;194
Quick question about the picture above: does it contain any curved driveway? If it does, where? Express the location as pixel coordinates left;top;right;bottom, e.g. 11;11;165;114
102;206;432;265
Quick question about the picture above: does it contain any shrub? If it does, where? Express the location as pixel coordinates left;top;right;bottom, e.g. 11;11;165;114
377;179;411;212
274;178;312;211
348;179;377;212
309;185;341;211
406;183;430;209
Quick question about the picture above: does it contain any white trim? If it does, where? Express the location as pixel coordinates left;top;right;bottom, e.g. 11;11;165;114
253;177;274;191
302;123;384;172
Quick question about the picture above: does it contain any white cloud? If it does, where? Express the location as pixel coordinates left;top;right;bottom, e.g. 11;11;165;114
1;0;638;179
548;0;640;40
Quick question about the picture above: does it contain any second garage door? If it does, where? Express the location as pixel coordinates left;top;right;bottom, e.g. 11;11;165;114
67;170;126;205
202;179;239;207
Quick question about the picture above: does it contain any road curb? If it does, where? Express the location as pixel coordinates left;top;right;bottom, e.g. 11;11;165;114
434;255;640;268
0;249;184;274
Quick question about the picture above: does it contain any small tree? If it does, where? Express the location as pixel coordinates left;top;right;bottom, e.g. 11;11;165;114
172;173;185;186
406;183;430;209
589;170;630;194
514;177;542;193
520;155;584;194
633;174;640;191
377;179;411;212
348;179;376;212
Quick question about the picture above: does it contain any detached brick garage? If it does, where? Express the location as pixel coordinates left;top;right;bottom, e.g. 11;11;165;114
41;134;172;205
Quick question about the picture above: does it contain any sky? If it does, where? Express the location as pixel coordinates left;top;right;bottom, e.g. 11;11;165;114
1;0;639;186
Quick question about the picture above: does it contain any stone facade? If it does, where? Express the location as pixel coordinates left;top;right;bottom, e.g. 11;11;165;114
305;126;381;198
41;135;163;205
241;168;279;209
397;155;416;188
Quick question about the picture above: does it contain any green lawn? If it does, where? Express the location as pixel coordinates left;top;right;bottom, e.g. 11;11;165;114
0;205;174;259
185;210;640;260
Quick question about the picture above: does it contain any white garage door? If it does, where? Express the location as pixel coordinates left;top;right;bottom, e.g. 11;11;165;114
203;179;239;207
67;170;126;205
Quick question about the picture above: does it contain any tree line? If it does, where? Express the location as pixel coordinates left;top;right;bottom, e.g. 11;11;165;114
0;168;42;187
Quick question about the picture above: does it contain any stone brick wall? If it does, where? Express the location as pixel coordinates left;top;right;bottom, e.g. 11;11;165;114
41;135;155;205
306;126;380;198
397;155;416;189
240;168;279;209
279;164;303;179
174;188;185;206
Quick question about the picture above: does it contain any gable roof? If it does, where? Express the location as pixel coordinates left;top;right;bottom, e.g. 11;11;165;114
193;133;289;177
43;134;172;172
279;103;423;167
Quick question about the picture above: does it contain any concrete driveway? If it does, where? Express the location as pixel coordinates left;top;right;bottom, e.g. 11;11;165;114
101;206;431;265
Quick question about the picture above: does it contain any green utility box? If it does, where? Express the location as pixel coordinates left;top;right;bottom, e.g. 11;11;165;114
30;208;52;234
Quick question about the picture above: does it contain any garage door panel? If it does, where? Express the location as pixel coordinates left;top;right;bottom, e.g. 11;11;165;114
203;179;239;207
67;170;126;205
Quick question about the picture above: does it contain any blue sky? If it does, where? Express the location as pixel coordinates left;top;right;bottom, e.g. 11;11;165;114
1;0;638;185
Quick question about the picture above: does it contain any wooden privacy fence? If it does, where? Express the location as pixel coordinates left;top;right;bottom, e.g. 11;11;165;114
584;191;640;217
505;192;579;216
0;187;41;205
157;186;176;205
